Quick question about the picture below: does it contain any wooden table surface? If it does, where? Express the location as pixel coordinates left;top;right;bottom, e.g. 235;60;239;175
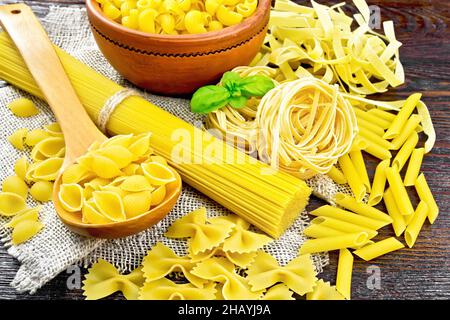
0;0;449;300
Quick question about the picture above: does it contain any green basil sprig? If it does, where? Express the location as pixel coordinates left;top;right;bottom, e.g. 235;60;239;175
190;71;275;114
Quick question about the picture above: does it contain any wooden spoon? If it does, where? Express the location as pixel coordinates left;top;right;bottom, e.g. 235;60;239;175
0;4;181;238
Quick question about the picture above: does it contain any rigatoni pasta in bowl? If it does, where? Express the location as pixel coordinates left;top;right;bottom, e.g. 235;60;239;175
54;133;182;239
86;0;270;95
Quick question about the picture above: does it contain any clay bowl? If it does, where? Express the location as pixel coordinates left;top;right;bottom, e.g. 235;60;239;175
54;167;182;239
86;0;271;95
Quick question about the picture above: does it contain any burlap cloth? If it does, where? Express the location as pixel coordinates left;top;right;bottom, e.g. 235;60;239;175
0;6;357;294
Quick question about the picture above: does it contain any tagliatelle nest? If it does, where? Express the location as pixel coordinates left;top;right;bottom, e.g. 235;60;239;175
256;77;358;179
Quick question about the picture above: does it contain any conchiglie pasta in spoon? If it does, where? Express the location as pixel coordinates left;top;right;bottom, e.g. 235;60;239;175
0;4;181;238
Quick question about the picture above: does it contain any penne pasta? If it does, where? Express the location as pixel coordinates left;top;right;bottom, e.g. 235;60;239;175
392;132;419;171
327;166;347;185
359;127;393;150
403;148;425;186
354;107;390;129
338;154;366;202
390;115;422;150
310;206;388;230
310;217;378;239
349;149;371;192
335;193;392;224
367;108;395;125
348;137;368;153
336;249;353;300
385;167;414;216
415;173;439;224
384;93;422;139
299;232;369;254
304;223;344;238
383;188;406;237
368;159;390;206
356;117;385;137
405;201;428;248
359;136;392;160
353;237;404;261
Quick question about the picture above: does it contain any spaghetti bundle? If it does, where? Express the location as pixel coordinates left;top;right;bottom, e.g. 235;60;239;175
0;32;311;238
256;78;358;179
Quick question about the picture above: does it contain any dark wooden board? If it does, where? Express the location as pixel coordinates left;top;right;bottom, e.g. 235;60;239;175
0;0;449;300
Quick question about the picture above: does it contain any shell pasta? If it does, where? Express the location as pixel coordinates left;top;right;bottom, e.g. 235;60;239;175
57;133;177;224
95;0;257;35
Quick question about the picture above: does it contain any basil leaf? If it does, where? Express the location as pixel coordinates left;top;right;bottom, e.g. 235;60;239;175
190;85;230;114
221;71;242;93
221;71;242;85
239;75;275;97
228;95;248;109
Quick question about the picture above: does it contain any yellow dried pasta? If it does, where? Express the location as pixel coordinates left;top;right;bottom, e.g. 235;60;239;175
306;279;345;300
261;284;294;300
142;243;207;288
191;257;263;300
246;252;317;295
0;192;27;216
14;156;29;181
2;175;28;199
11;220;44;245
24;129;50;147
190;246;257;268
256;78;357;179
55;133;175;224
29;181;54;202
252;0;404;95
58;184;84;212
82;259;145;300
8;128;28;150
7;98;39;117
5;206;41;229
210;215;272;253
165;207;235;255
32;137;65;158
96;0;256;35
139;278;217;300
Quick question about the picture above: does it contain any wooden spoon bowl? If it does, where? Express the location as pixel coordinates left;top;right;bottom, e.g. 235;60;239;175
53;168;182;238
0;3;182;239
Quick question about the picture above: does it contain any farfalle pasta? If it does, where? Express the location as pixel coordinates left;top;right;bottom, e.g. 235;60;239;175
210;215;272;253
261;284;294;300
306;279;345;300
82;259;145;300
190;246;257;268
57;133;177;224
246;251;317;295
191;257;263;300
142;243;207;288
165;207;235;254
139;278;217;300
95;0;257;35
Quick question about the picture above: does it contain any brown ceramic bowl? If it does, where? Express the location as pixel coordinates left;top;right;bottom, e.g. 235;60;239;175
86;0;270;95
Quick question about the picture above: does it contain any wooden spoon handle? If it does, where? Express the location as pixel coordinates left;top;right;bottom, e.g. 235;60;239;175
0;4;105;162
